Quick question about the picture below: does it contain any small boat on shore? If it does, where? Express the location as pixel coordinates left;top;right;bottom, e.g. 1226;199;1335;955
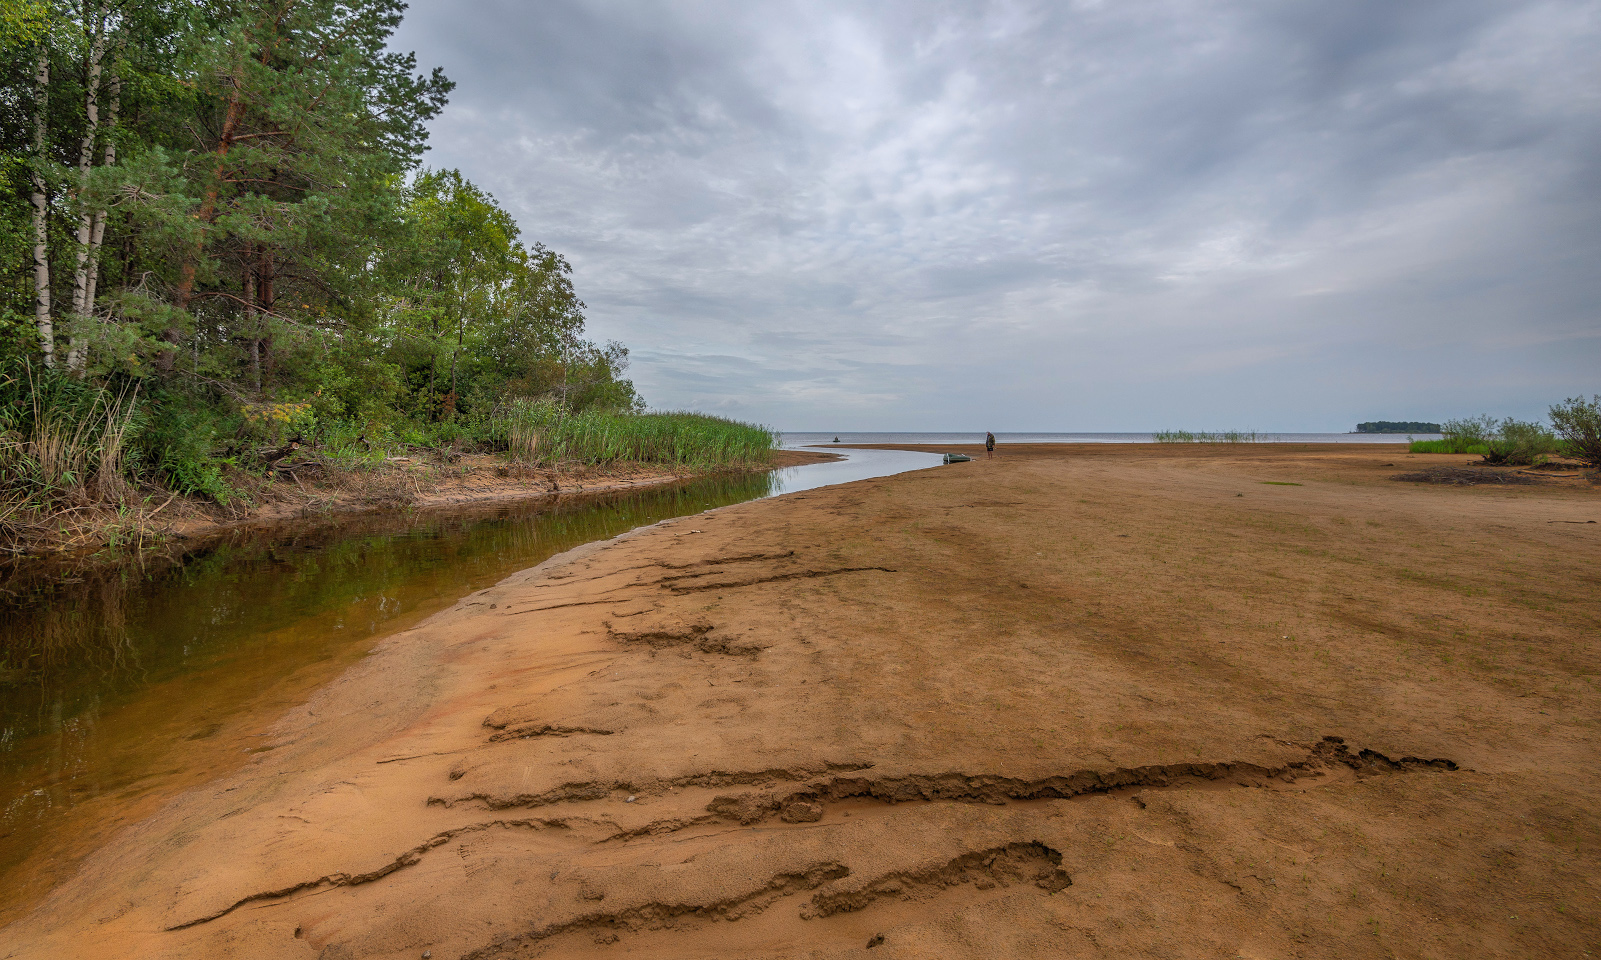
943;453;972;463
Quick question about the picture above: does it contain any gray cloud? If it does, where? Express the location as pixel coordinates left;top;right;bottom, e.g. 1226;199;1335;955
394;0;1601;430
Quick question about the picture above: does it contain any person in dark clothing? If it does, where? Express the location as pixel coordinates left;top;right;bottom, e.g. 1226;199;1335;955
985;432;996;458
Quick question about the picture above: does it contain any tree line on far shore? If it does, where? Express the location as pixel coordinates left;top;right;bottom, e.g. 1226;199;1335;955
1356;421;1440;434
0;0;761;541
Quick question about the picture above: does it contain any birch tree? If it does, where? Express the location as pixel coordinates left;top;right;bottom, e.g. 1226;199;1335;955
63;0;107;372
29;26;53;366
1;0;639;475
154;0;451;378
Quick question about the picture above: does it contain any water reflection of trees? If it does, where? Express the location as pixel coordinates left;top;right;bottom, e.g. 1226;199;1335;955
0;469;774;703
0;575;138;681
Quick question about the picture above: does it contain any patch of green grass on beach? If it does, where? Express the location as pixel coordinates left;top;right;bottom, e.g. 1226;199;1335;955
1409;438;1490;455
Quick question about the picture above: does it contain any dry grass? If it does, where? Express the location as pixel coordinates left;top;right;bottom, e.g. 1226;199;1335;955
0;382;168;554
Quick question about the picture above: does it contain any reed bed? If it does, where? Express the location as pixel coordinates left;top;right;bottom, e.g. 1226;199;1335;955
1153;429;1261;444
488;400;778;469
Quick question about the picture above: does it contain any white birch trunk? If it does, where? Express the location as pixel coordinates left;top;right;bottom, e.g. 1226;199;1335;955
66;6;105;373
80;69;119;326
31;45;54;367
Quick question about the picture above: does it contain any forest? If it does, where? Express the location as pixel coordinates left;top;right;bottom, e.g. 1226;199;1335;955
0;0;753;545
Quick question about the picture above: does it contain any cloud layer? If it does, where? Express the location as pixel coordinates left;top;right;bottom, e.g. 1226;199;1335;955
394;0;1601;430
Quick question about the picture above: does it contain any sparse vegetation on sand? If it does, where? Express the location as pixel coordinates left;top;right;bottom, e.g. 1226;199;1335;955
1153;429;1261;443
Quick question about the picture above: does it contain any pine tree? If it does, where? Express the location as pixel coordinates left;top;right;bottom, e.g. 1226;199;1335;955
151;0;451;382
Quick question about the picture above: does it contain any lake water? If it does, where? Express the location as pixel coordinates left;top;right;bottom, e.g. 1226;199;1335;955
782;431;1439;445
0;448;943;920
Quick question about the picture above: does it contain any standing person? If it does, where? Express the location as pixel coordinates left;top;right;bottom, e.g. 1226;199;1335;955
985;432;996;459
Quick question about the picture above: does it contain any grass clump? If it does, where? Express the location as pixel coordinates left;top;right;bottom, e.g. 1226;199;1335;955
1408;438;1489;455
0;365;148;547
1154;429;1261;443
485;399;777;469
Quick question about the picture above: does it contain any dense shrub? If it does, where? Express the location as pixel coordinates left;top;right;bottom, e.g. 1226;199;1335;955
1441;416;1497;445
1425;415;1557;466
1549;396;1601;467
134;394;238;503
1481;419;1558;466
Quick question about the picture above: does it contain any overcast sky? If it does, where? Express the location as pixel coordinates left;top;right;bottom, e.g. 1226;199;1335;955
393;0;1600;431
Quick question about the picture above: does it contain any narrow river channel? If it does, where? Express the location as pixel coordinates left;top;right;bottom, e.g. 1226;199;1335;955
0;446;940;920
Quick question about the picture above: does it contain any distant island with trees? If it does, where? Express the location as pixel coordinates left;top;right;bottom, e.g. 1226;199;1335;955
1356;421;1441;433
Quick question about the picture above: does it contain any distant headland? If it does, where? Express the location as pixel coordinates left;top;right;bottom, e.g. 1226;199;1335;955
1356;421;1442;433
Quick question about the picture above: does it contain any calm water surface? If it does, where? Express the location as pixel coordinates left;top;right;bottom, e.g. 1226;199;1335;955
0;449;939;918
781;431;1438;445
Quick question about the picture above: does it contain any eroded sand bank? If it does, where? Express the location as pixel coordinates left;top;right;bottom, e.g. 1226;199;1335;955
5;444;1599;958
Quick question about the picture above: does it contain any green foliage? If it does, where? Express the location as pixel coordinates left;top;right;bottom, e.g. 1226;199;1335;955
1549;395;1601;467
310;418;388;469
0;0;50;52
241;400;315;445
1441;416;1498;445
1153;429;1260;443
133;390;236;502
1424;415;1559;465
1482;419;1557;466
381;169;640;422
2;0;654;529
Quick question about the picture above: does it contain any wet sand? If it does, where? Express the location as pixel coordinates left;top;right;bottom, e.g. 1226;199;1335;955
4;444;1599;958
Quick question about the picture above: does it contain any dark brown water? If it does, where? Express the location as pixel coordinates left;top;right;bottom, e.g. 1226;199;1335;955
0;471;778;920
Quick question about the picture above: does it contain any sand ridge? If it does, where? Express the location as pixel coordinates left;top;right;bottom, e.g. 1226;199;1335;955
3;444;1598;958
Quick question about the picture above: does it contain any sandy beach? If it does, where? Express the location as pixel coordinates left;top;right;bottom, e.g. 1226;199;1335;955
4;443;1598;959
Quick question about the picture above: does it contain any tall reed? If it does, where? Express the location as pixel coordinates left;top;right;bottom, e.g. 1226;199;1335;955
1153;429;1261;443
487;399;777;469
